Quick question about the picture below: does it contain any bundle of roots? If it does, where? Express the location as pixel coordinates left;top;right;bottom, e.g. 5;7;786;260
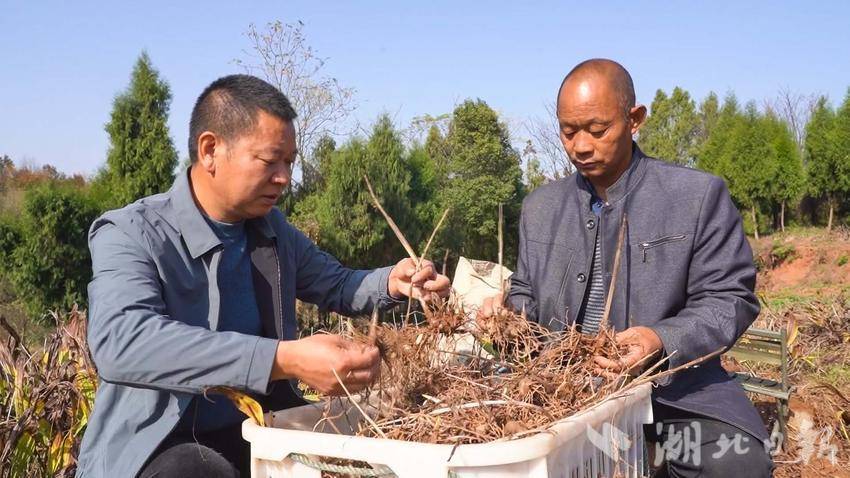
322;299;652;446
318;178;700;446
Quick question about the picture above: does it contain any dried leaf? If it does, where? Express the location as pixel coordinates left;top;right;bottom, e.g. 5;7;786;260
787;318;800;352
48;431;73;474
206;387;265;426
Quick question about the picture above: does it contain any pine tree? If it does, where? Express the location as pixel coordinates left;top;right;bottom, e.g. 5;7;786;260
309;115;413;268
406;144;441;251
764;113;804;232
711;102;776;239
696;93;740;176
805;96;841;230
694;92;720;154
99;52;178;207
6;185;99;317
639;87;699;166
440;99;524;265
832;89;850;229
300;134;336;196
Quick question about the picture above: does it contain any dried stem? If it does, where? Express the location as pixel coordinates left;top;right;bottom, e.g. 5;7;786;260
599;214;627;332
629;347;725;387
331;368;387;439
498;203;505;299
364;175;418;263
368;307;379;346
420;208;450;263
363;174;433;319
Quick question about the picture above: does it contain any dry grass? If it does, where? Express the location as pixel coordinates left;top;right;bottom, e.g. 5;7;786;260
725;293;850;477
0;307;96;478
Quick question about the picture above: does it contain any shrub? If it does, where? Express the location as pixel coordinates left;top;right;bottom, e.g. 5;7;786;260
4;185;99;319
769;241;797;267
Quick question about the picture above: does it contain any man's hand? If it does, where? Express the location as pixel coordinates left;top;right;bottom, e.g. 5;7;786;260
387;258;451;300
271;335;381;395
593;326;663;377
476;292;505;319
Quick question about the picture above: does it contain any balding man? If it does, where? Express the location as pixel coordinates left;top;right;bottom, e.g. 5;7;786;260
486;59;773;476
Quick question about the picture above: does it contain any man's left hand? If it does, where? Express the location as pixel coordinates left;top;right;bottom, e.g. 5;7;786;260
388;258;451;300
593;326;663;376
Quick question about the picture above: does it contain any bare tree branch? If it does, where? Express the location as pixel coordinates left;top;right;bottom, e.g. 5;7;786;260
235;20;357;191
766;86;819;155
405;114;451;146
523;102;573;179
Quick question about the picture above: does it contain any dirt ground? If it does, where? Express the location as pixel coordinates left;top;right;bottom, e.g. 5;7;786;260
754;228;850;295
747;228;850;477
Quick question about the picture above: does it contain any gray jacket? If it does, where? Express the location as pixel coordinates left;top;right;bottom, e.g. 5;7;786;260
508;144;768;441
76;170;401;477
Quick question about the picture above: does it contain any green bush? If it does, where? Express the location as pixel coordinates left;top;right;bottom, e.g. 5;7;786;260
0;214;22;265
4;185;99;319
838;254;849;267
769;240;797;266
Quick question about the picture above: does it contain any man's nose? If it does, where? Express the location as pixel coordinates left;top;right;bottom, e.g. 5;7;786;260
272;164;291;186
573;131;594;156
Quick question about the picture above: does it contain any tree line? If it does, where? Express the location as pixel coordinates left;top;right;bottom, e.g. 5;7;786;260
1;22;848;320
639;86;850;238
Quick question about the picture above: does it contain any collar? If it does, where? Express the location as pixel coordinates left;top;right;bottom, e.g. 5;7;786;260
169;168;277;259
576;142;648;208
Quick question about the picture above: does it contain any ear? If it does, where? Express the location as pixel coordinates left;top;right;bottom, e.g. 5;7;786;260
197;131;220;174
628;104;648;135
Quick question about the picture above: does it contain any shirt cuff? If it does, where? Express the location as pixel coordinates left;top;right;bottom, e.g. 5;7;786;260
376;265;407;308
245;336;279;394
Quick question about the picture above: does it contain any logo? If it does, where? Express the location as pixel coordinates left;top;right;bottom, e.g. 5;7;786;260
586;422;633;460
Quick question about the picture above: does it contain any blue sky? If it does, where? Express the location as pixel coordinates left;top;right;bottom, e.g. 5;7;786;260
1;1;849;176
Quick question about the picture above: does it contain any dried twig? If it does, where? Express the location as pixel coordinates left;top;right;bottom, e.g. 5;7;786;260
498;203;505;299
332;368;387;439
364;175;418;263
420;208;450;263
599;214;627;332
363;175;434;319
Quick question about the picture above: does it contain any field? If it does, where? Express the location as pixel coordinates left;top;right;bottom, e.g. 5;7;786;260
747;228;850;477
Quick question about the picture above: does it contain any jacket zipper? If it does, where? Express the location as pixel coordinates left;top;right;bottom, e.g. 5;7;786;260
639;234;686;262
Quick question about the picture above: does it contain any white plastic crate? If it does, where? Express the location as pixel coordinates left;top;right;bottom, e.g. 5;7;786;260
242;382;653;478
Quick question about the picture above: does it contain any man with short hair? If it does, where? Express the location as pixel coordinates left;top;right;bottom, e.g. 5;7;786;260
76;74;450;478
482;59;774;477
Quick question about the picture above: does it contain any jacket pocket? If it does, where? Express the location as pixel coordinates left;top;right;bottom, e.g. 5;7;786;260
638;234;687;262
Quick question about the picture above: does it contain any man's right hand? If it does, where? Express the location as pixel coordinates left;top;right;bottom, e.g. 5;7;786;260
476;292;505;319
271;335;381;396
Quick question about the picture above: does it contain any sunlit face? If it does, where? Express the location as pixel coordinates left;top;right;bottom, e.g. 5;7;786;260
211;111;297;220
556;77;641;188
